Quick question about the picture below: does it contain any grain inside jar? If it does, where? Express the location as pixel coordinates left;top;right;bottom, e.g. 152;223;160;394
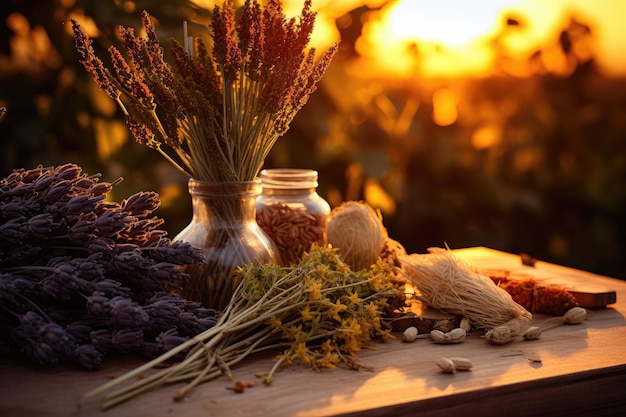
256;169;330;266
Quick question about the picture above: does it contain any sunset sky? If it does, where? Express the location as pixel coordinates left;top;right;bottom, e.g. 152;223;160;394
266;0;626;78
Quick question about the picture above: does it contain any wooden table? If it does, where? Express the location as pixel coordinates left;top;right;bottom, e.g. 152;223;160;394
1;247;625;417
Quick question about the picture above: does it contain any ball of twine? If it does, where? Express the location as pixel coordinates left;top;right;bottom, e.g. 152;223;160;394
326;201;388;271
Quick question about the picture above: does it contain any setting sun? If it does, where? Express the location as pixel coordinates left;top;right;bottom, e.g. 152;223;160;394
301;0;626;78
385;0;511;47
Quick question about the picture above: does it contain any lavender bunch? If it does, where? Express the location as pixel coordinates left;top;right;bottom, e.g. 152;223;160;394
0;164;218;370
70;0;338;182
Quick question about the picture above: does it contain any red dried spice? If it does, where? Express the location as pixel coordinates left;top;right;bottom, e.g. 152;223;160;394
489;274;579;316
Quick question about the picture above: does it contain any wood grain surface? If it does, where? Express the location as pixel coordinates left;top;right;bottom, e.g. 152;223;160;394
1;247;625;417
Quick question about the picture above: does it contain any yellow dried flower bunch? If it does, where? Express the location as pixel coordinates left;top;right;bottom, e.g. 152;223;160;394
82;244;398;409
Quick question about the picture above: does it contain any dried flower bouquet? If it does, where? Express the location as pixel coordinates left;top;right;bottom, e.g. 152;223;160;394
71;0;337;182
71;0;338;308
81;245;397;408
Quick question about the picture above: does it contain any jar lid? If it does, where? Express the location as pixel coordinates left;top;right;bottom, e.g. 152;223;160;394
259;169;318;189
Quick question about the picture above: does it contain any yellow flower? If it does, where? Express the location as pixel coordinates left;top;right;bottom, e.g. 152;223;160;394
359;318;374;335
372;317;383;332
267;316;282;328
300;305;314;322
378;328;395;342
273;350;293;367
316;351;340;369
344;318;362;336
294;342;312;364
341;336;362;354
321;339;335;354
282;324;302;341
370;262;394;291
330;299;347;322
343;291;362;307
376;297;390;310
365;302;379;318
306;278;323;301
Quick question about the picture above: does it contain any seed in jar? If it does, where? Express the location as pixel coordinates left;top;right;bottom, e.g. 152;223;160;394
257;203;326;266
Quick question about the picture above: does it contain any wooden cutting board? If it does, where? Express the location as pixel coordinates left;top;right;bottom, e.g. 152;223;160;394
452;246;617;309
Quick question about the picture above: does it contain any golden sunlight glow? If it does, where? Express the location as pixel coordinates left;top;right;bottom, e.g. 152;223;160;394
471;125;502;149
351;0;626;78
189;0;626;77
353;0;518;78
432;88;458;126
386;0;512;48
364;178;396;215
94;118;128;160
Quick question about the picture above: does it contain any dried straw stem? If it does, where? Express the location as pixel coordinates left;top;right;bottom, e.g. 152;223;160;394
399;247;532;330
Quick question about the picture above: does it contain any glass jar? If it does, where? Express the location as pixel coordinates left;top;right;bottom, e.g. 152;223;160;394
256;169;331;266
175;179;280;310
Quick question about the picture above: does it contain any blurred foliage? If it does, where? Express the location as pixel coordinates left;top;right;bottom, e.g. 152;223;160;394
1;1;624;279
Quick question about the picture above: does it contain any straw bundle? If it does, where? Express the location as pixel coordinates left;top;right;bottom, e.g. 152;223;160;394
399;247;532;331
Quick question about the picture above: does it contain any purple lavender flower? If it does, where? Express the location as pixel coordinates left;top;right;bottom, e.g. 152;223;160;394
40;273;73;302
109;296;151;328
73;344;103;370
145;239;205;264
0;273;19;304
121;191;160;217
1;164;225;369
30;342;59;366
87;237;115;254
42;180;73;204
92;278;132;297
3;244;42;263
0;217;28;243
38;322;77;355
46;305;83;324
18;311;47;335
72;255;106;282
65;321;93;344
147;262;185;283
95;209;134;237
63;194;106;216
156;328;187;353
33;172;55;192
6;182;35;197
111;248;152;275
112;327;144;352
144;299;183;329
174;311;201;334
90;328;114;352
86;292;111;316
197;316;218;331
54;164;82;181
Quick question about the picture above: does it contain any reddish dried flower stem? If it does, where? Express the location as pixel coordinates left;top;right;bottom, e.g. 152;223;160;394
72;1;337;182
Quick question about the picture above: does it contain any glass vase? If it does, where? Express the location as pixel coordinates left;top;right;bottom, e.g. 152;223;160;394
174;179;280;310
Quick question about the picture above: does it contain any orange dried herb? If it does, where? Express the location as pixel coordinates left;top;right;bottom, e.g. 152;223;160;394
489;274;579;316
